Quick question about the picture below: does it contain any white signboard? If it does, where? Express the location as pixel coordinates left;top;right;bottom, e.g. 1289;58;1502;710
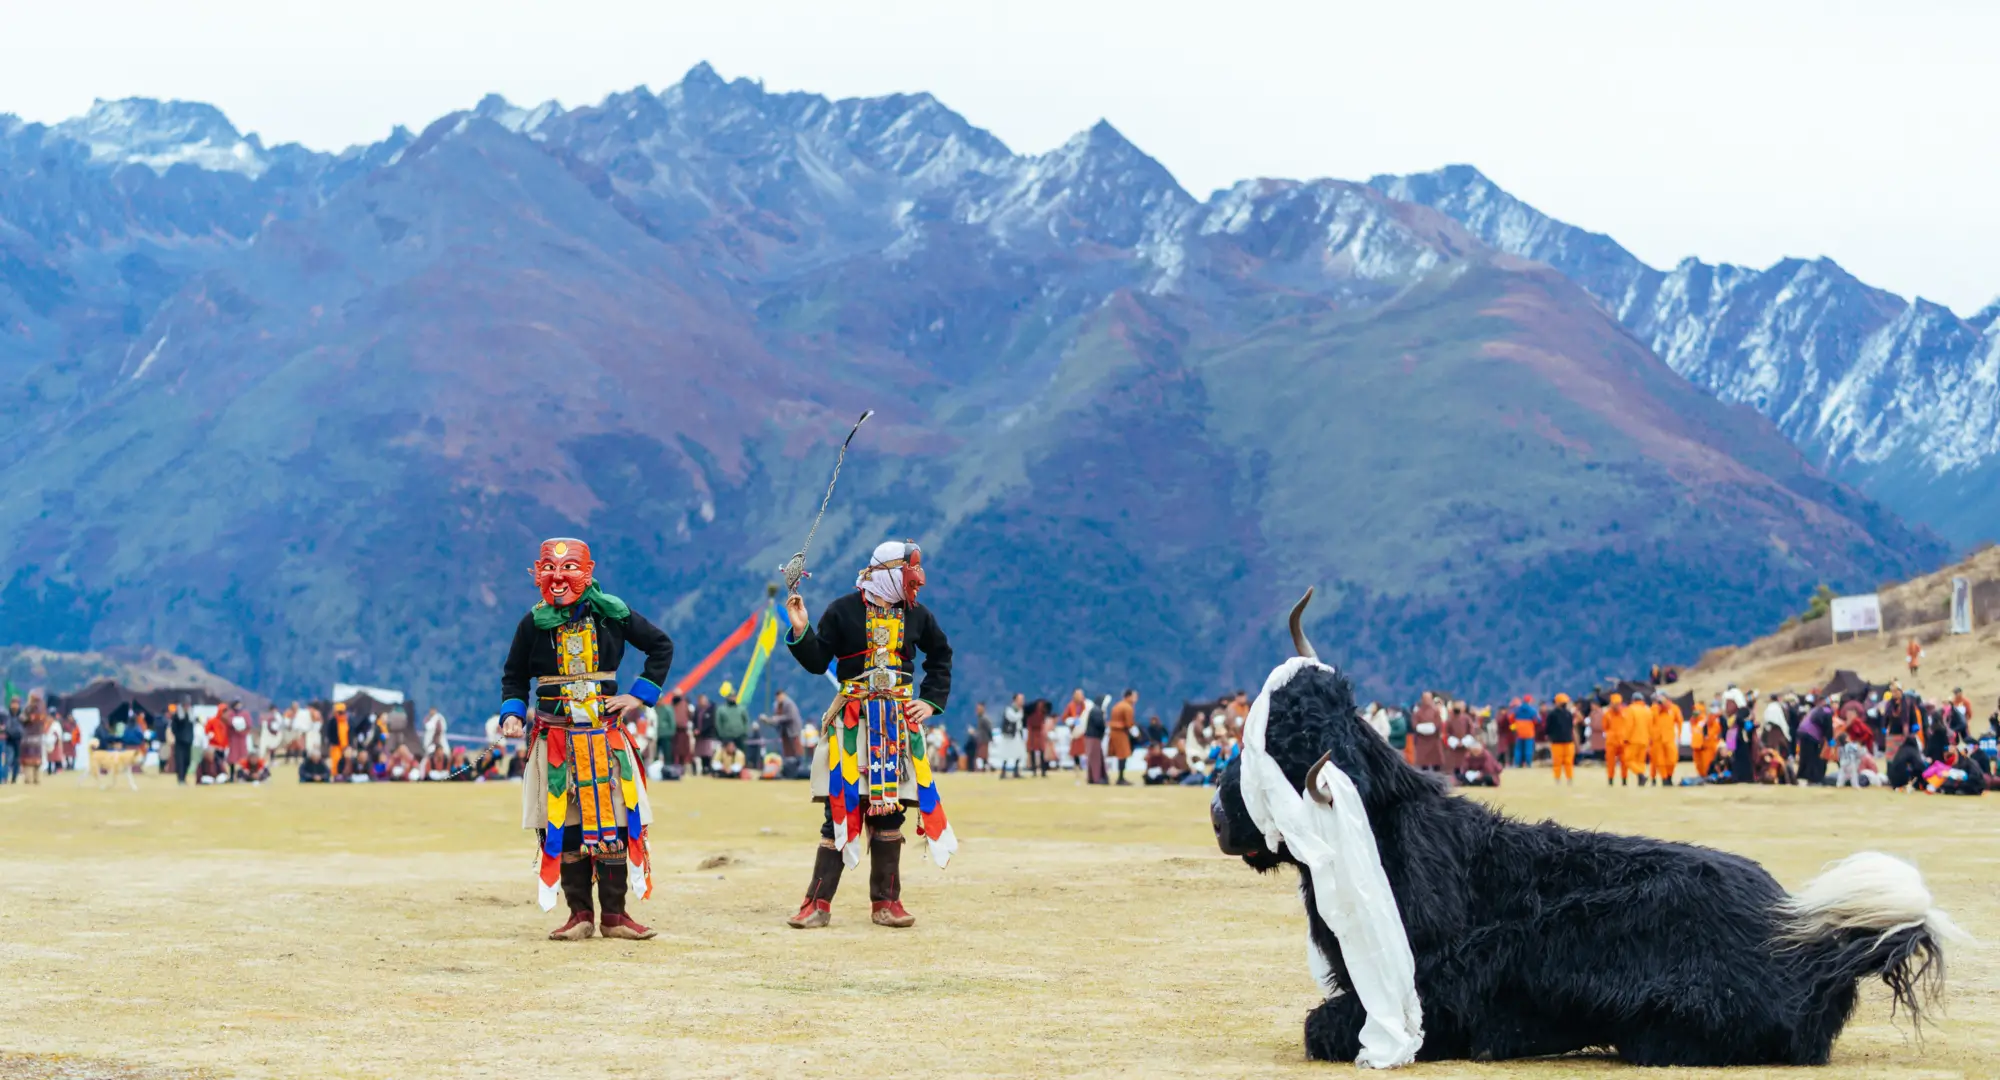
1951;576;1973;635
1830;594;1882;634
71;707;101;751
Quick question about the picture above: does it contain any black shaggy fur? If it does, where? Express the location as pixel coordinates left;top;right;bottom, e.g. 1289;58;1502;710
1212;663;1944;1067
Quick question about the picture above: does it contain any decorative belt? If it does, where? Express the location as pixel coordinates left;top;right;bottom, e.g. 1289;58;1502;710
842;668;912;698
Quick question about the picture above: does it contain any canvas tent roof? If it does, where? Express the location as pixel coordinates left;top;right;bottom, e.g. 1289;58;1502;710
1821;670;1879;701
334;683;405;705
317;683;418;752
52;678;221;718
1173;699;1225;740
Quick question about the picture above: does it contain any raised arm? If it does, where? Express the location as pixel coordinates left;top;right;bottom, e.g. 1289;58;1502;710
785;594;836;675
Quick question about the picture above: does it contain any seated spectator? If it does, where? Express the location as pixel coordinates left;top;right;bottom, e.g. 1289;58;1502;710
239;754;271;783
1456;744;1503;788
1926;746;1986;796
387;744;419;781
1142;743;1182;785
711;741;748;778
1754;746;1794;785
760;751;783;780
299;751;332;783
425;748;452;781
196;749;229;785
1887;737;1927;790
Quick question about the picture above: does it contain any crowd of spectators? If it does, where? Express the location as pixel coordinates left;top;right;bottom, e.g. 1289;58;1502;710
1363;676;1999;794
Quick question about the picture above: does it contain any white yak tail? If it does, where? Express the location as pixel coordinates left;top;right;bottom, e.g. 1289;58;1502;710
1778;852;1963;1025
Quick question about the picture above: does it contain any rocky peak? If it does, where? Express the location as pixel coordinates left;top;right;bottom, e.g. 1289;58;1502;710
1969;298;2000;333
470;93;564;137
54;97;270;178
969;119;1193;250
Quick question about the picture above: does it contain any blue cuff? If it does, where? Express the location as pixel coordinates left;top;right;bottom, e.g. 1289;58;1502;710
784;625;806;646
500;698;527;720
629;677;662;708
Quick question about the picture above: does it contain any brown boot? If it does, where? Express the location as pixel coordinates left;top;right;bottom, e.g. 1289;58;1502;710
869;832;915;928
786;844;844;929
549;858;595;940
596;858;656;940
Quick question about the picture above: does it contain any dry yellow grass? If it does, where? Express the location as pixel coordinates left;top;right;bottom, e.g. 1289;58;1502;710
0;769;1993;1079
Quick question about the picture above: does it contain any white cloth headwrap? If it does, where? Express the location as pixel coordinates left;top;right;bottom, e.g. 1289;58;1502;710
1240;656;1424;1069
857;541;909;606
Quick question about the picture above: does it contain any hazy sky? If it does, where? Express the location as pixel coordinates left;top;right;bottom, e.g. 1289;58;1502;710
6;0;1996;314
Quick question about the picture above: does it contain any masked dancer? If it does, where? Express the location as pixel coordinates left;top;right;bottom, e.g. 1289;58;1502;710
500;538;674;941
782;540;956;929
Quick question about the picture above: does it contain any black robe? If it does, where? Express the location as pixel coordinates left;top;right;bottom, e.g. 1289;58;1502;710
500;602;675;719
785;591;952;713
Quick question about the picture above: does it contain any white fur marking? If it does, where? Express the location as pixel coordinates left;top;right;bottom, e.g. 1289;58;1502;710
1241;657;1424;1069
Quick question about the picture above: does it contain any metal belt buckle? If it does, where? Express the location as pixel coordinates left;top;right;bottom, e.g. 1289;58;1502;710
867;669;896;692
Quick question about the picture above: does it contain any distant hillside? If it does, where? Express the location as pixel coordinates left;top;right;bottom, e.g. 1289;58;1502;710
0;67;1951;719
0;644;262;704
1680;545;2000;708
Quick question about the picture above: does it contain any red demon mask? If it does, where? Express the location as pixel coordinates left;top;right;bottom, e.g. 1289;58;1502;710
532;538;595;608
902;545;925;604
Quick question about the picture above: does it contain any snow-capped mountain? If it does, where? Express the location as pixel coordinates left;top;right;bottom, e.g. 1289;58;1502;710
52;98;276;177
0;66;1955;719
1373;165;2000;542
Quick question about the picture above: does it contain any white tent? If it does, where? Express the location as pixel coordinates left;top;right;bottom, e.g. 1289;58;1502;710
333;683;405;705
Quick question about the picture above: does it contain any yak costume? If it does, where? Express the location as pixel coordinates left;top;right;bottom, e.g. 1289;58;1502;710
783;540;957;929
1210;590;1957;1068
500;538;674;941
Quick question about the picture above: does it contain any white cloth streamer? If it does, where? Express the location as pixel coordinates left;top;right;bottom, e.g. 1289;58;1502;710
1240;657;1424;1069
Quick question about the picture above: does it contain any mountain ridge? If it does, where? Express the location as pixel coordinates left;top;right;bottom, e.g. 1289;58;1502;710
0;68;1955;721
1372;164;1999;544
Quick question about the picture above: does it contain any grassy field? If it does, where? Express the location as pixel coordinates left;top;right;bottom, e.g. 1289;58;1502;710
0;767;1992;1080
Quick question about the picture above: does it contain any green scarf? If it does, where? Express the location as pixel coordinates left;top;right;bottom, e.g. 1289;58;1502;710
531;582;631;630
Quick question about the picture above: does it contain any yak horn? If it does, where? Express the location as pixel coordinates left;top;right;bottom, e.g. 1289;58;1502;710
1304;752;1336;807
1290;587;1319;660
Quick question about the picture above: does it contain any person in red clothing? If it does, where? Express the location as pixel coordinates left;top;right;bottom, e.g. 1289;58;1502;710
1409;692;1445;773
1456;742;1504;787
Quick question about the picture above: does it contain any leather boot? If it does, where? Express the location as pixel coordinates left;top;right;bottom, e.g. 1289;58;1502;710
596;858;655;940
869;832;914;928
549;858;595;940
787;843;844;928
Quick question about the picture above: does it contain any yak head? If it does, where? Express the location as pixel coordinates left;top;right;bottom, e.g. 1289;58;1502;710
1211;588;1434;870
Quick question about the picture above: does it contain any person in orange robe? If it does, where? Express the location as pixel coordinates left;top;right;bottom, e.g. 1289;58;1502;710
1603;694;1629;785
1649;693;1683;784
1624;697;1654;785
1689;702;1721;781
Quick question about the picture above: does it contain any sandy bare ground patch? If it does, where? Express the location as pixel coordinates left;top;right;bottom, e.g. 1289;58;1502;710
0;770;1992;1079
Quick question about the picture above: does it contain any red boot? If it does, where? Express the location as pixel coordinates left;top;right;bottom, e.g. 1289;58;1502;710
600;912;656;940
868;833;915;927
785;844;844;929
549;858;595;940
787;898;832;929
595;859;655;940
870;900;915;928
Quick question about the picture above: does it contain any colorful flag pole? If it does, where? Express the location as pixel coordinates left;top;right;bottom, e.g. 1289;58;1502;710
736;610;781;706
669;607;765;699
